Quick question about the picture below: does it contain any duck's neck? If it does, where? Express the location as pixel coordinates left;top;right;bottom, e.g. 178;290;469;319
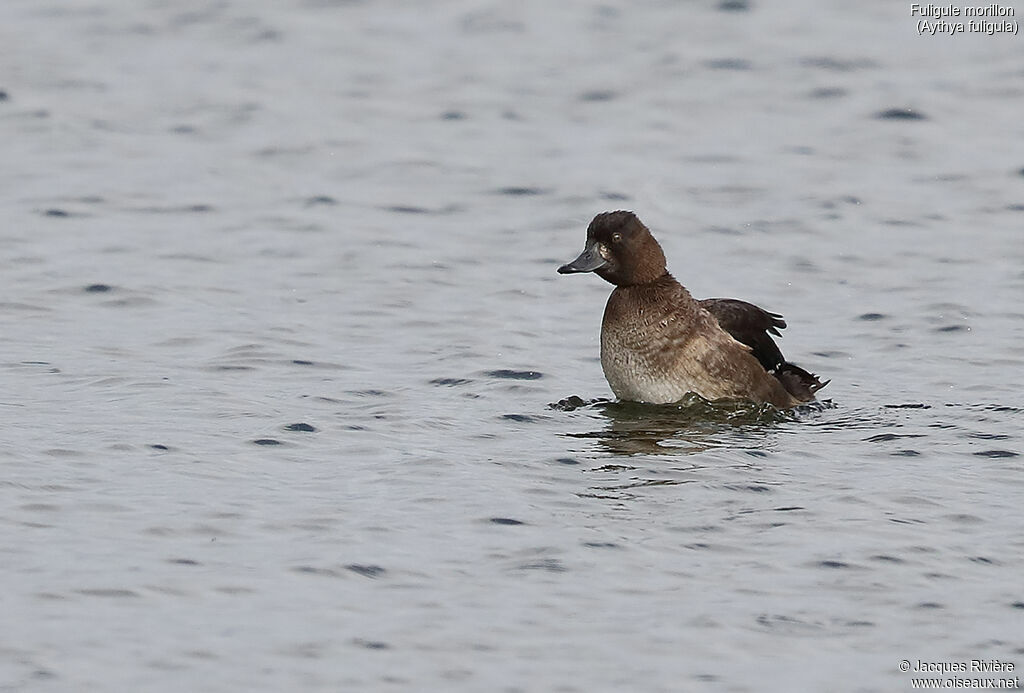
623;271;691;298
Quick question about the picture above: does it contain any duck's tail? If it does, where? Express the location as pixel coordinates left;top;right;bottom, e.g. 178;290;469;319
774;362;829;403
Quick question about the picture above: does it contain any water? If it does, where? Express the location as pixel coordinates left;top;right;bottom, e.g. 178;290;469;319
3;1;1023;691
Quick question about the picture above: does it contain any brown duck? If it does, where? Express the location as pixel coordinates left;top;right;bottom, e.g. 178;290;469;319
558;211;827;407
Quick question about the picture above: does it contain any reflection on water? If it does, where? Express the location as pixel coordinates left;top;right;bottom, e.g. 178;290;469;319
552;395;842;501
554;393;827;457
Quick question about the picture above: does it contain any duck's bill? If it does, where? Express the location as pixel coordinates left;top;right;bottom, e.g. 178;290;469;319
558;241;607;274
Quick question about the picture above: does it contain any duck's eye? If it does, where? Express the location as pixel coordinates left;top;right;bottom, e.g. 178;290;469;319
611;232;623;243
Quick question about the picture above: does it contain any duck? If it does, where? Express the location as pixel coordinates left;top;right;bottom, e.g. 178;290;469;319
558;210;827;407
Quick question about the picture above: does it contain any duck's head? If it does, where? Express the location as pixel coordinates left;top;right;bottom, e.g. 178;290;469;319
558;211;667;286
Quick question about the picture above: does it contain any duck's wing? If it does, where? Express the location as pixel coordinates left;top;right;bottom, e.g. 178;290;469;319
700;297;829;401
699;298;786;372
774;362;829;400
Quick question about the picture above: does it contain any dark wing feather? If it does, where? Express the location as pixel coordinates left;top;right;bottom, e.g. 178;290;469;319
775;362;830;400
700;297;829;402
700;298;786;372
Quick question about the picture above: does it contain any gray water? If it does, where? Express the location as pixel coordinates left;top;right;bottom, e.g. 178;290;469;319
3;1;1023;691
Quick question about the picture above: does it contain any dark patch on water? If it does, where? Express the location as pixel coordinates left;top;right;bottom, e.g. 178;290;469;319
440;110;465;120
858;312;886;321
293;565;341;577
811;350;850;359
487;369;543;380
723;483;772;493
916;602;944;609
43;208;71;217
870;555;904;564
773;506;804;512
601;191;631;201
489;517;524;525
983;405;1022;413
876;108;927;121
149;444;169;451
305;195;337;206
800;56;877;71
579;89;616;102
0;90;9;101
935;324;968;332
351;389;389;397
169;558;200;565
556;457;579;465
78;589;139;598
252;438;282;446
893;449;921;457
1011;602;1024;609
704;58;752;70
947;514;983;524
430;377;472;386
501;413;540;423
754;614;820;634
718;0;750;11
284;423;316;432
706;225;742;236
292;360;314;366
808;87;847;99
134;204;213;214
84;284;113;293
818;560;849;569
353;638;390;650
864;433;926;442
494;186;547;196
969;556;999;565
582;541;620;548
346;564;386;578
516;558;566;572
884;403;931;409
384;205;430;214
252;28;282;43
973;449;1018;458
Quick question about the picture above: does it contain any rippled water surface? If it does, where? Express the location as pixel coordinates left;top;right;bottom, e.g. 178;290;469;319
3;1;1023;691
